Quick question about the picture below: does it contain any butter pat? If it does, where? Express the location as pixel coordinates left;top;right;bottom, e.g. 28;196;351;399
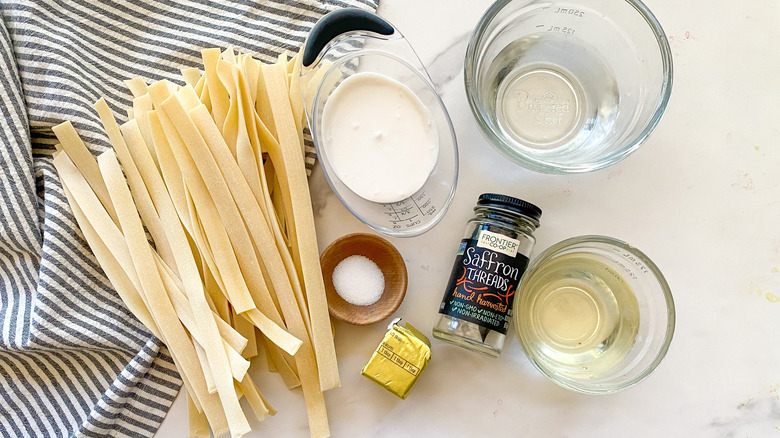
361;318;431;399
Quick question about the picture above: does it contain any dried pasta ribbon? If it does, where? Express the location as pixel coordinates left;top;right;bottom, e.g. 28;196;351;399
54;46;339;438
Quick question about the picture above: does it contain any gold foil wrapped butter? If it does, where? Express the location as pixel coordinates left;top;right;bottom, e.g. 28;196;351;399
361;318;431;399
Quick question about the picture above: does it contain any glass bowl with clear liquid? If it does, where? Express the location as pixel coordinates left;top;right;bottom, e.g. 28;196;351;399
465;0;673;173
514;236;675;394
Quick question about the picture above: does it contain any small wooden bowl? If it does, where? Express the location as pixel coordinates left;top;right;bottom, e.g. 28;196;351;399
320;233;408;326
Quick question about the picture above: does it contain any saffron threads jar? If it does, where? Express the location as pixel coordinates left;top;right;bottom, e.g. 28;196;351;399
433;193;541;356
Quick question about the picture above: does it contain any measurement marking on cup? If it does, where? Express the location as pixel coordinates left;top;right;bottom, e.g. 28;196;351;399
411;195;425;217
382;193;435;230
413;191;438;216
385;202;400;221
384;201;419;228
547;26;576;35
389;214;419;222
554;7;585;17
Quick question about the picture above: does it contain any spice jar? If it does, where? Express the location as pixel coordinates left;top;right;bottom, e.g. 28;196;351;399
432;193;541;357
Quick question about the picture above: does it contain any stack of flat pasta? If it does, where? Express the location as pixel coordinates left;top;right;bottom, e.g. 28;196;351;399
52;48;338;438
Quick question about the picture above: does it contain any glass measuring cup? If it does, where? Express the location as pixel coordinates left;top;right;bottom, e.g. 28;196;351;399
301;9;459;237
465;0;673;173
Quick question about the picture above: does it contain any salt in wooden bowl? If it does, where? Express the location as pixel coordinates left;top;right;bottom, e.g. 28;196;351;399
320;233;407;326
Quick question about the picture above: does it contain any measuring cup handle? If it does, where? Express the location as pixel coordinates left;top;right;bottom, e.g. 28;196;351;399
302;8;395;67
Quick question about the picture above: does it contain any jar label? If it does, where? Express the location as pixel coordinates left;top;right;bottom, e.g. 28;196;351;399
438;231;530;335
476;229;520;257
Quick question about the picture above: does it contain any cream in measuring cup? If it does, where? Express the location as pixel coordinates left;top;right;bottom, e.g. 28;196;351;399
321;72;439;204
300;8;458;237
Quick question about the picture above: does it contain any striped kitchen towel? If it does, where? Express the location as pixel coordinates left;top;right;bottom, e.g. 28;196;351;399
0;1;378;437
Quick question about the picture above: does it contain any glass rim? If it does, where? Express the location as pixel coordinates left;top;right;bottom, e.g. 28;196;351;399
514;234;676;394
464;0;674;174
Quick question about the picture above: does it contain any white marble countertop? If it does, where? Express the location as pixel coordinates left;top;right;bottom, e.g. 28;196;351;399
159;0;780;436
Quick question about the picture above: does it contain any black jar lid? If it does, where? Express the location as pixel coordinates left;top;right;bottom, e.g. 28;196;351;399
477;193;542;225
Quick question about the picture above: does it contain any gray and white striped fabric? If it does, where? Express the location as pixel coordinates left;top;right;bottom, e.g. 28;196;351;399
0;1;378;437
